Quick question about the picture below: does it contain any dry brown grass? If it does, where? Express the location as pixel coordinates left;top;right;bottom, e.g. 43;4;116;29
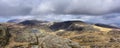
93;25;112;32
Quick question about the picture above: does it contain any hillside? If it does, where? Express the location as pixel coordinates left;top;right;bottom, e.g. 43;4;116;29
0;20;120;48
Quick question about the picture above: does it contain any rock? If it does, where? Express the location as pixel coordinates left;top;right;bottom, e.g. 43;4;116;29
11;28;81;48
37;34;81;48
0;26;10;47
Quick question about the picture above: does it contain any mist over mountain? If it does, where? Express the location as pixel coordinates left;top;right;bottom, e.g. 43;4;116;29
7;19;24;23
0;0;120;26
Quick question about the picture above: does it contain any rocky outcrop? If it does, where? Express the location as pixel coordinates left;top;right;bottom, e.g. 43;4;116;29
7;28;81;48
0;26;10;47
36;33;80;48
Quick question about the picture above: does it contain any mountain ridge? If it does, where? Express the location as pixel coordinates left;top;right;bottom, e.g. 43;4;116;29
0;20;119;48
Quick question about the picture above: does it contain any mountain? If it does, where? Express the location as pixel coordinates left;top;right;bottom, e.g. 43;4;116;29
0;20;120;48
94;23;120;29
50;20;87;31
7;19;24;23
18;20;49;26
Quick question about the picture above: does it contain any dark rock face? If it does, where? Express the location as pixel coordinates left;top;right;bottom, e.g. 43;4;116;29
0;26;10;47
95;23;120;29
50;21;100;32
50;21;86;31
19;20;48;26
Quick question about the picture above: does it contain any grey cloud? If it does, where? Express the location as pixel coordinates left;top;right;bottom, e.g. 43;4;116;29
31;0;120;15
0;0;120;27
0;5;31;16
75;14;120;27
1;0;120;16
0;0;40;16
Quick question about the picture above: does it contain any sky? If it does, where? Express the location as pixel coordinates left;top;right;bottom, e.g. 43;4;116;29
0;0;120;27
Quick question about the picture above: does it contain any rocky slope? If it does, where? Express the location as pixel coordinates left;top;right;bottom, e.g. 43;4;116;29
0;20;120;48
0;25;80;48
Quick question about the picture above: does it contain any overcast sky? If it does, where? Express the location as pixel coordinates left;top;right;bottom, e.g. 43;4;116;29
0;0;120;27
